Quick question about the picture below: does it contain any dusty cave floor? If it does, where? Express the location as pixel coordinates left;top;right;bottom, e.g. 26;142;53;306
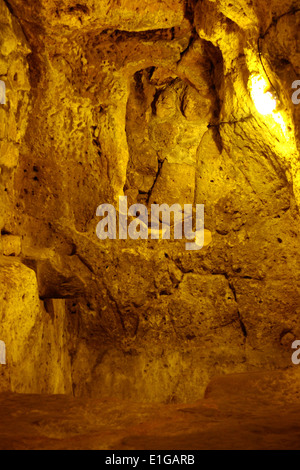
1;370;300;450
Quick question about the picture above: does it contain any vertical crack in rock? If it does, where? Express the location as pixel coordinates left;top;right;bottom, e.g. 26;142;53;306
146;158;165;204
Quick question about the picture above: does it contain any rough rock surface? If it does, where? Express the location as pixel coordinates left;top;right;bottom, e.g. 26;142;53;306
0;0;299;405
0;258;72;394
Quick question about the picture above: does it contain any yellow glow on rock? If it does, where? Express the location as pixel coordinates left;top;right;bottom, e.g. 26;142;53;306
250;75;277;116
249;74;290;139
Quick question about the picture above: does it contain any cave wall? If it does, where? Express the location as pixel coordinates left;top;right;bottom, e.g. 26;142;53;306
0;0;300;402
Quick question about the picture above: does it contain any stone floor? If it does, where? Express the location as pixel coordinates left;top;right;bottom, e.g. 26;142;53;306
1;369;300;450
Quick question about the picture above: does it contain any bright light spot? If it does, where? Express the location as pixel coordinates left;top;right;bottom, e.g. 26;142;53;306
250;75;277;115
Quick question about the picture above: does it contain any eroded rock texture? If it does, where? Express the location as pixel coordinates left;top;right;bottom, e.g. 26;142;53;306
0;0;300;402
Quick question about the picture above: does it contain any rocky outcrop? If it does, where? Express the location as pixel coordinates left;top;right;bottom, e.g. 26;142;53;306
0;0;299;402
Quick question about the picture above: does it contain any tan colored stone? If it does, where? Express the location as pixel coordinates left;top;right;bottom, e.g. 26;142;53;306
0;141;19;168
0;25;18;56
1;235;21;256
0;260;72;394
0;57;7;75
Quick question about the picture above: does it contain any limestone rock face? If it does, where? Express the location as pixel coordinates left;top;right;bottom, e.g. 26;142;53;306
0;259;72;393
0;0;299;402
